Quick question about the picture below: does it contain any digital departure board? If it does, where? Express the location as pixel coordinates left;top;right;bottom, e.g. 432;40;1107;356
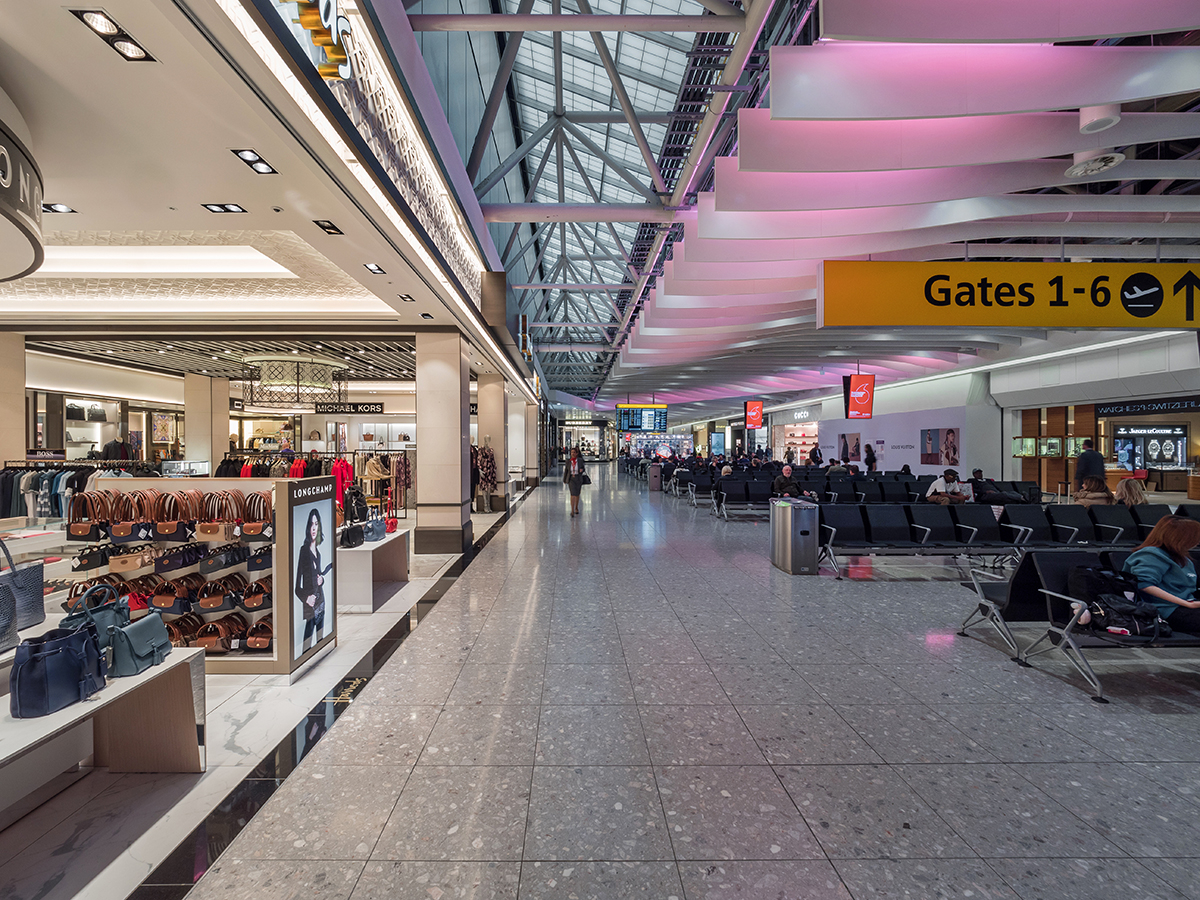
616;403;668;432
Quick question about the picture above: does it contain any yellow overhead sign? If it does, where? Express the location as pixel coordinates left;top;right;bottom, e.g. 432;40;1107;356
818;260;1200;329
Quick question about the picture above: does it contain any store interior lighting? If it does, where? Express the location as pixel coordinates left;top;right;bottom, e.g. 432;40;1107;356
202;203;248;213
30;246;295;279
70;9;155;61
313;220;343;235
364;263;386;275
41;203;77;214
231;149;277;175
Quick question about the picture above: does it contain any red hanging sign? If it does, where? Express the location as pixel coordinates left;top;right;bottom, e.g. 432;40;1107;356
845;374;875;419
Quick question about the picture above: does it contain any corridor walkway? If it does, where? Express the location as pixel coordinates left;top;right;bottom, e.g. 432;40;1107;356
191;465;1200;900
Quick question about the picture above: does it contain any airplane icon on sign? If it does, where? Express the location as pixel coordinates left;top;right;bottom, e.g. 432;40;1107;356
1123;285;1160;302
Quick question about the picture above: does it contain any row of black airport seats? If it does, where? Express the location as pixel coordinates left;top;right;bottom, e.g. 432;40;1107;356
820;502;1183;555
962;548;1200;702
681;472;1042;505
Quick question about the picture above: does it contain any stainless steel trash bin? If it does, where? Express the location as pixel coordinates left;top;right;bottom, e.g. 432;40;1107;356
647;463;663;491
770;499;819;575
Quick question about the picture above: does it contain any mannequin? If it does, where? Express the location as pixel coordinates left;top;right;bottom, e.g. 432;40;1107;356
479;435;497;513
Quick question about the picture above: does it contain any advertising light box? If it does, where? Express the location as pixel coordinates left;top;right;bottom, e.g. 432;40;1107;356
744;400;764;429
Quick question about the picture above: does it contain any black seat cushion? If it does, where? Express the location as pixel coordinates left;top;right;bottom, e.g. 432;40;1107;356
1045;505;1099;543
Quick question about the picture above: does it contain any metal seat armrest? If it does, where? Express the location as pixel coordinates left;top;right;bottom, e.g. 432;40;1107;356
820;523;837;546
912;523;932;544
856;492;866;502
1050;523;1080;543
1039;587;1088;635
954;523;978;543
1094;522;1124;544
1000;522;1032;544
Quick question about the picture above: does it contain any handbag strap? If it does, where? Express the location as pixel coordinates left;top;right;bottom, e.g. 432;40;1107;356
0;536;15;574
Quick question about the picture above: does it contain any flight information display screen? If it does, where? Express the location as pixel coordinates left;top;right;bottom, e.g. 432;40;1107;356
616;403;668;432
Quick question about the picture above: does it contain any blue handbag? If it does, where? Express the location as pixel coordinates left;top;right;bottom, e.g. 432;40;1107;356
0;536;45;634
61;585;130;652
363;512;386;542
10;620;107;718
108;611;171;677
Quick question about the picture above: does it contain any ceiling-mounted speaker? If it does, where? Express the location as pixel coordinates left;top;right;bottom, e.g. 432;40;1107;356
1064;148;1125;178
1079;103;1121;134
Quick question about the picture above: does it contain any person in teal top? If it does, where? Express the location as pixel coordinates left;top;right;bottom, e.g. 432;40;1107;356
1121;515;1200;633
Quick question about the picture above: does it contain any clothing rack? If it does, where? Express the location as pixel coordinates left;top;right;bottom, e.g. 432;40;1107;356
352;449;411;519
3;459;159;472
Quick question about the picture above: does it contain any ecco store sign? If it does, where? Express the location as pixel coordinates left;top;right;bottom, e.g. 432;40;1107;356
0;119;43;282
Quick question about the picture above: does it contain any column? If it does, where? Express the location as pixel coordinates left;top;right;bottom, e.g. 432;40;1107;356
525;402;539;487
477;373;508;510
0;333;25;463
415;331;472;553
508;401;525;490
183;374;230;468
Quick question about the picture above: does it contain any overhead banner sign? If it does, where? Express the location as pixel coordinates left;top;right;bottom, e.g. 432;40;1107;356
843;374;875;419
819;261;1200;328
0;119;43;282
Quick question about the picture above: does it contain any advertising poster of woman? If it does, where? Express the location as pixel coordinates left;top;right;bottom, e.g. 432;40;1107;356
289;478;337;662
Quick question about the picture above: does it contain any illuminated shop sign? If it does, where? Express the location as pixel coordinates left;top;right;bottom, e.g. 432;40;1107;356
297;0;353;80
0;120;43;282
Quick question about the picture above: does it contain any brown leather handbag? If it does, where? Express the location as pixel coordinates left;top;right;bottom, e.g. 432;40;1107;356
68;491;111;542
109;544;156;573
237;490;274;543
197;573;248;612
108;492;153;544
195;612;249;653
155;492;193;542
245;614;273;650
239;575;273;611
199;491;244;541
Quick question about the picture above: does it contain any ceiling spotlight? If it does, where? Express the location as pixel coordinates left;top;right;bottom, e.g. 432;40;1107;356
72;11;156;61
398;293;415;302
1065;149;1126;178
364;263;386;275
80;10;118;34
313;219;343;235
420;312;434;320
41;203;77;213
203;203;248;213
232;149;277;175
105;349;113;354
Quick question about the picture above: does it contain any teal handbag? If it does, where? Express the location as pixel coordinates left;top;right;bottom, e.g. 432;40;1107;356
61;585;130;652
109;611;171;677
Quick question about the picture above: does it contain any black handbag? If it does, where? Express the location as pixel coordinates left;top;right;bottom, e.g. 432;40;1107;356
87;403;107;422
10;620;107;718
343;486;368;523
0;536;45;633
62;585;130;652
66;403;86;420
247;546;273;572
109;611;171;677
155;543;203;574
340;524;364;548
72;545;112;572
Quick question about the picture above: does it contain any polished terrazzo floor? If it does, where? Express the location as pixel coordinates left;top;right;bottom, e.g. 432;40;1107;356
189;465;1200;900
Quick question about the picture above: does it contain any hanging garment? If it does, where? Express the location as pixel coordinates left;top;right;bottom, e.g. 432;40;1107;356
479;447;497;492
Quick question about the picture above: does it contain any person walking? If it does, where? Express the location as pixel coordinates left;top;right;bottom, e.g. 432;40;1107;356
864;443;876;472
1074;438;1105;490
564;446;587;517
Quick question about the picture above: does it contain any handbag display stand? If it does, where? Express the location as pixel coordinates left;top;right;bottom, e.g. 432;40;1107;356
0;647;205;832
336;527;409;614
92;476;336;678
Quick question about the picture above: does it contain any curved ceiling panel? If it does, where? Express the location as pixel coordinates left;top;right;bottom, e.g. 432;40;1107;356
769;44;1200;120
737;110;1200;172
819;0;1200;43
714;157;1200;211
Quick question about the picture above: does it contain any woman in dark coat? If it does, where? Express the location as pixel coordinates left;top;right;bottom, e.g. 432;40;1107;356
295;508;327;651
864;443;876;472
564;446;586;517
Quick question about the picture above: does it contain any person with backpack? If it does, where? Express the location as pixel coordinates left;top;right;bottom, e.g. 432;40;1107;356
1122;516;1200;634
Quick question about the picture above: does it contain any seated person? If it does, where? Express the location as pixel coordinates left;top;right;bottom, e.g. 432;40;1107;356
773;465;802;497
968;468;1024;505
926;469;970;505
1115;478;1148;507
899;464;913;477
827;458;849;475
1074;476;1114;508
1122;515;1200;635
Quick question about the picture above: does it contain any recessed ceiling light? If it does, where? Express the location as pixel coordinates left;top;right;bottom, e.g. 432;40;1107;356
231;149;277;175
291;349;299;354
313;219;343;235
201;369;207;373
203;203;247;213
42;203;77;214
156;349;165;354
80;10;118;34
105;349;113;354
420;312;434;319
357;349;365;354
113;39;145;59
398;294;415;302
364;263;386;275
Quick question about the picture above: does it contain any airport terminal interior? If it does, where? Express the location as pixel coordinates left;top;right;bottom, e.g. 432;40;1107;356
3;1;1200;898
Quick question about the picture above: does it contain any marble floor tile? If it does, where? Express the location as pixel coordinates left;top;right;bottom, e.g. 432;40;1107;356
872;663;1009;705
792;665;922;706
1125;761;1200;803
535;704;650;765
897;764;1125;858
518;861;684;899
444;663;546;706
655;765;821;860
541;663;636;705
299;705;441;767
710;664;826;705
350;860;520;900
221;765;409;860
935;705;1114;763
1135;857;1200;899
188;859;365;900
1036;703;1200;763
618;633;706;665
523;766;672;861
776;765;975;860
1014;763;1200;858
986;857;1189;900
836;705;998;765
353;664;463;707
640;705;768;766
833;858;1021;899
676;860;853;900
421;705;540;766
628;664;732;706
371;766;531;861
545;632;627;665
738;705;884;766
